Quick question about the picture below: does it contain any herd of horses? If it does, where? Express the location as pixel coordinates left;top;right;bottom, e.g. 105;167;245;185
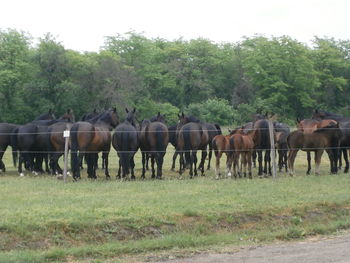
0;108;349;181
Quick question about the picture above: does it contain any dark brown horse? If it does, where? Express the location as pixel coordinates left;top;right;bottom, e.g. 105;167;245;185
253;119;272;176
297;118;338;174
139;113;169;179
70;108;118;180
112;108;139;180
288;122;342;176
177;113;209;178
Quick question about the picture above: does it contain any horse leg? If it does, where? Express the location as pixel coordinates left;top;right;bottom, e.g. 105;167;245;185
179;152;184;176
156;152;164;179
130;157;136;180
151;155;156;179
287;149;298;176
116;158;121;179
226;152;233;178
85;153;93;179
215;151;222;179
141;152;146;179
278;149;283;172
103;152;110;179
207;144;212;170
326;149;335;174
247;152;253;179
257;150;263;176
0;151;5;172
315;150;323;175
338;149;343;170
267;150;272;176
344;149;349;173
146;154;150;170
283;149;288;173
79;152;84;169
252;150;257;168
200;150;207;176
306;151;312;175
171;150;178;171
18;153;24;176
193;151;199;177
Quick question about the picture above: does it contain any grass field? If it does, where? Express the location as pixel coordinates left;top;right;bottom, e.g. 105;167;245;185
1;147;350;262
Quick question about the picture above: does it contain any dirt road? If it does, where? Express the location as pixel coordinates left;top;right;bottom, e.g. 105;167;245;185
156;232;350;263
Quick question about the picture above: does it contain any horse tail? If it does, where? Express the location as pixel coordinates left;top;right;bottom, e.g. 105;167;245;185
156;125;165;155
10;128;19;167
70;124;80;179
183;127;192;165
120;130;130;176
214;124;222;135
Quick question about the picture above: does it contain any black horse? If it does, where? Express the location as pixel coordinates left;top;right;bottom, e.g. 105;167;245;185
176;113;209;178
139;113;169;179
112;108;139;180
0;123;20;172
12;110;75;176
253;119;272;176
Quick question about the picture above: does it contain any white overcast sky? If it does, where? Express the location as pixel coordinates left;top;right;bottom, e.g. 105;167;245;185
1;0;350;52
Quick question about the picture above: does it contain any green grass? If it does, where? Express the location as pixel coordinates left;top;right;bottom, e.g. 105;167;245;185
0;148;350;262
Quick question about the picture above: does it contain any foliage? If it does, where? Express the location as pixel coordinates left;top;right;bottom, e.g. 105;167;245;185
1;29;350;124
186;98;234;125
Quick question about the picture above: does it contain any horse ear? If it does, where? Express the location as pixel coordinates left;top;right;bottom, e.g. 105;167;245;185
133;108;136;113
49;109;53;114
296;117;301;123
315;109;319;113
67;109;71;114
112;107;117;112
178;114;181;119
93;108;97;113
157;112;160;116
125;108;129;113
181;112;185;118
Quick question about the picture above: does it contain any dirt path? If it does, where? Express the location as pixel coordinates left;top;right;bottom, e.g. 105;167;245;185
155;232;350;263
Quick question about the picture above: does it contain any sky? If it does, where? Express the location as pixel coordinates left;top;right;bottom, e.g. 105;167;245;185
1;0;350;52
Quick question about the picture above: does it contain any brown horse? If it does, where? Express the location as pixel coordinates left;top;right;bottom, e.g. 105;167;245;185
229;129;256;179
70;108;118;180
297;118;338;174
288;122;342;176
139;113;169;179
212;134;231;179
177;113;209;178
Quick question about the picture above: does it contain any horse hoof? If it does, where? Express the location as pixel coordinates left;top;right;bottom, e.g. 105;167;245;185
227;172;232;177
20;173;25;177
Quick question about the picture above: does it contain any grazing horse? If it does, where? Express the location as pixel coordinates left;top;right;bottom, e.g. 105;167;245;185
273;122;290;172
229;129;256;179
253;119;272;176
288;122;342;176
70;108;118;180
297;118;338;174
177;113;209;178
139;113;169;179
112;108;139;180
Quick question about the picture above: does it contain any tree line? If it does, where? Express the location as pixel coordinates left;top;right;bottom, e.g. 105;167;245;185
1;29;350;126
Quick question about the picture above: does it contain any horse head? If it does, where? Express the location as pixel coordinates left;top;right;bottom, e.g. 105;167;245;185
125;108;137;127
60;109;75;123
